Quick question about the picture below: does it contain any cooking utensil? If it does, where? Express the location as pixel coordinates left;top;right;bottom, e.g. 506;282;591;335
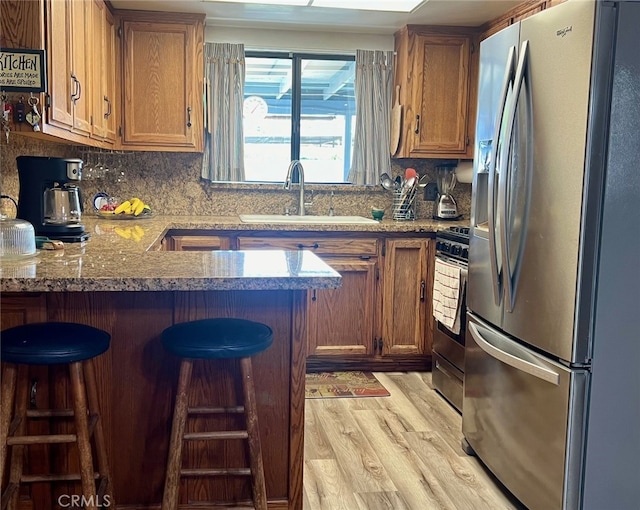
390;85;402;156
405;167;418;181
394;176;402;190
380;173;395;191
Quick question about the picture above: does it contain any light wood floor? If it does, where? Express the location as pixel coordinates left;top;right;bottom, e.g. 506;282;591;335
303;372;523;510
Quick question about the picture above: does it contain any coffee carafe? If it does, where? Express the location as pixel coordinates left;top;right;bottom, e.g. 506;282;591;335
16;156;89;242
434;163;460;220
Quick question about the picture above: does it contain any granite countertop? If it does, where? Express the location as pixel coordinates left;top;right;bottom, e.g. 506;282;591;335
0;215;467;293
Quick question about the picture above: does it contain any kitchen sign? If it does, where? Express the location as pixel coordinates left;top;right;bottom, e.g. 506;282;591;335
0;48;47;93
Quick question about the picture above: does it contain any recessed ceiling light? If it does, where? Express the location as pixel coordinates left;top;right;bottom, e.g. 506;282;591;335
206;0;311;6
204;0;426;12
312;0;424;12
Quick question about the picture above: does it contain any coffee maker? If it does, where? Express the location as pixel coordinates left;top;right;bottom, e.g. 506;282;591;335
433;162;460;220
16;156;89;242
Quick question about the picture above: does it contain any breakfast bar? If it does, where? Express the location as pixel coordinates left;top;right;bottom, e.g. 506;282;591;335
0;218;341;510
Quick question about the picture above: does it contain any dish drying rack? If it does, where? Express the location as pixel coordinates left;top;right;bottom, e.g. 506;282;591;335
392;180;418;220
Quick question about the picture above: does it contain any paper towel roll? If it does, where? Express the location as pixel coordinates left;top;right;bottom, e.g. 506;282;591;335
455;160;473;184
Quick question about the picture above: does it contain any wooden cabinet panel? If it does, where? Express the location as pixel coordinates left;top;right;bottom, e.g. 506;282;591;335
382;239;434;356
414;35;470;154
237;236;377;257
169;235;231;251
90;0;116;143
70;0;92;135
0;294;47;328
120;14;204;151
46;0;74;131
44;0;92;135
394;27;476;159
307;258;377;357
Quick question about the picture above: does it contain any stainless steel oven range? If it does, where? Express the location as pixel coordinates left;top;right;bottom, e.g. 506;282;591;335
432;226;469;413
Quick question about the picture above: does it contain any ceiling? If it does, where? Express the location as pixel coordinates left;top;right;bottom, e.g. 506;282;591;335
109;0;523;34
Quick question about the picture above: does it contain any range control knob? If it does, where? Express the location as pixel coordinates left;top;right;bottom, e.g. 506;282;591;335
441;242;451;253
451;244;462;256
462;248;469;259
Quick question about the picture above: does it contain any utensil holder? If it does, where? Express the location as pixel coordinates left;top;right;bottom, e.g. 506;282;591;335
393;185;417;221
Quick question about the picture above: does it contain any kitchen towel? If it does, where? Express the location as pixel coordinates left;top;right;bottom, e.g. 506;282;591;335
432;258;466;334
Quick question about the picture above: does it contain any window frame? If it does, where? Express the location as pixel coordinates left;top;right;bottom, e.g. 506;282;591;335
244;50;356;183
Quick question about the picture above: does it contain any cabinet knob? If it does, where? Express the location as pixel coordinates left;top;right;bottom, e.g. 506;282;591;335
420;280;426;301
414;114;420;135
186;106;192;128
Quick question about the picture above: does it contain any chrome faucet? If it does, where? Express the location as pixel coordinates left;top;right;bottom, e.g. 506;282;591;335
283;160;312;216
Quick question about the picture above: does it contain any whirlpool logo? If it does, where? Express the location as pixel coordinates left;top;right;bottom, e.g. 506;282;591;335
557;25;573;37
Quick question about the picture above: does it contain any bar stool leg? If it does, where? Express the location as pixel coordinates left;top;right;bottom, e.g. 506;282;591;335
0;363;18;488
239;357;267;510
162;359;193;510
5;365;30;510
83;359;113;501
69;362;97;510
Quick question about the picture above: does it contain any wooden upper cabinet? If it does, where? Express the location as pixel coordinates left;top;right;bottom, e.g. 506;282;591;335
382;238;434;356
47;0;92;135
394;27;477;159
90;0;117;143
119;13;204;152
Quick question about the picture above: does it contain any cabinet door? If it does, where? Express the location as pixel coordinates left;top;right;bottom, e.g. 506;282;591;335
169;235;231;251
121;19;202;150
47;0;91;135
90;0;116;143
382;239;434;356
307;257;377;357
70;0;92;135
47;0;74;131
411;34;470;155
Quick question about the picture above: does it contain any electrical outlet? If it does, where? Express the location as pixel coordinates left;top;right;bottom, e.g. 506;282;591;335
423;182;438;201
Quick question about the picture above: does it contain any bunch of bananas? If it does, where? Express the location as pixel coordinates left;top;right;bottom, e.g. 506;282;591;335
113;197;151;216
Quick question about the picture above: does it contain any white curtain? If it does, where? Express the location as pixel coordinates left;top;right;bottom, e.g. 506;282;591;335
348;50;394;186
202;43;245;182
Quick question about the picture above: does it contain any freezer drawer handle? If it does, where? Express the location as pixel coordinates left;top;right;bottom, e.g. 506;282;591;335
468;322;560;385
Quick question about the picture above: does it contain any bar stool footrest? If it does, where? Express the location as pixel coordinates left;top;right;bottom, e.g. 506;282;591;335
21;472;100;483
180;468;252;477
188;406;245;414
7;433;76;445
184;431;248;440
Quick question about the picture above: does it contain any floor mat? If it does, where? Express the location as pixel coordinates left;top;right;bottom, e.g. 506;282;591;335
305;371;390;398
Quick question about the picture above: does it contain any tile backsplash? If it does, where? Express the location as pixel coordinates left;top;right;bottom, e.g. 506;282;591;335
0;135;471;220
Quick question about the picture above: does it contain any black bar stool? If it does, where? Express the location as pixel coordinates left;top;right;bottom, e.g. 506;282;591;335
0;322;113;510
161;318;273;510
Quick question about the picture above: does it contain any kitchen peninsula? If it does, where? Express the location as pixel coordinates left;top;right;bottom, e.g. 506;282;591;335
0;216;343;510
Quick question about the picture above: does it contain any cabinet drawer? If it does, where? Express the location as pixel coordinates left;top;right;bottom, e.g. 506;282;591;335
237;237;377;257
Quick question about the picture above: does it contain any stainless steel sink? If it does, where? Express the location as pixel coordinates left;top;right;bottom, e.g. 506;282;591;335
239;214;379;225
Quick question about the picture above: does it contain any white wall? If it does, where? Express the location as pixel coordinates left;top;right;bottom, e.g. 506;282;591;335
205;25;394;54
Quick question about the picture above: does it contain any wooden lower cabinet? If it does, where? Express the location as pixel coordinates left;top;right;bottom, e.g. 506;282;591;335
167;234;231;251
166;232;436;371
382;238;434;357
307;257;378;358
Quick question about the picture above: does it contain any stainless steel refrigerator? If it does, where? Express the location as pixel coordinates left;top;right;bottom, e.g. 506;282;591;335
464;1;640;509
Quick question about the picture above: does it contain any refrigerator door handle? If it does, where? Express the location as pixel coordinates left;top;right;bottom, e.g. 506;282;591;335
488;45;517;306
468;321;560;385
500;40;531;312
